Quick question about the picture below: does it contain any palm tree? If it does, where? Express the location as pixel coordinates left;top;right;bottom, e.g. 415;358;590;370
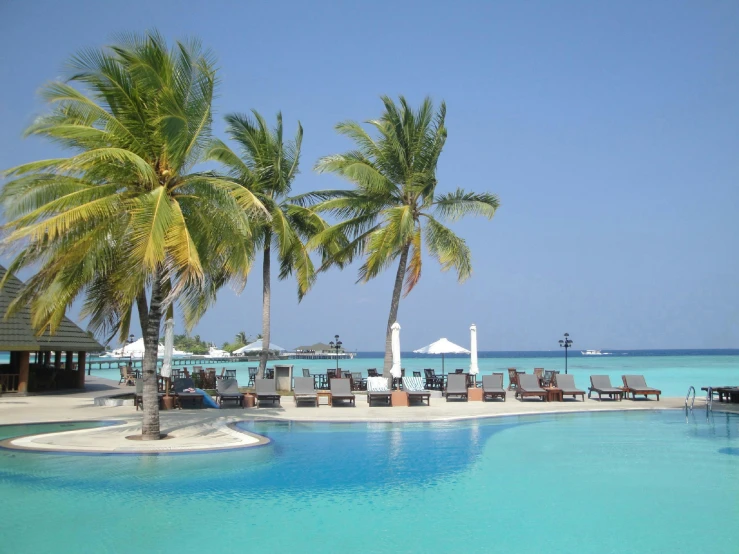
309;96;499;374
0;32;263;439
235;331;248;345
207;111;332;377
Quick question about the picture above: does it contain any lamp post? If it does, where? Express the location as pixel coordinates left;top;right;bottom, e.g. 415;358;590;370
127;334;135;369
329;335;342;374
559;333;573;374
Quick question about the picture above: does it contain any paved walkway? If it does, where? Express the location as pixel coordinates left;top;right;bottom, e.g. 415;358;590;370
0;377;731;454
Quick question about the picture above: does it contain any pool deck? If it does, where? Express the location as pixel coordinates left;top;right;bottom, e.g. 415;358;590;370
1;376;733;454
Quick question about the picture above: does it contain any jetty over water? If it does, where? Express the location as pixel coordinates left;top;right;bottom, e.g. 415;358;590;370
83;351;356;372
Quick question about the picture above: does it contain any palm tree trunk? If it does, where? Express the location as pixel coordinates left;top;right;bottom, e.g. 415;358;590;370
383;243;410;375
141;270;164;440
258;240;271;379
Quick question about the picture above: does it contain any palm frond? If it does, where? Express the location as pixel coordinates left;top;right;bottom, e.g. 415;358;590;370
434;189;500;221
423;214;472;281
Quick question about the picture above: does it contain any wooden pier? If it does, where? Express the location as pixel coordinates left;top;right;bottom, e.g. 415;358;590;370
85;355;264;372
285;352;356;360
86;351;357;372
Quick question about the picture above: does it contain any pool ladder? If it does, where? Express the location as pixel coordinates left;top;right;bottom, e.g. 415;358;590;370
685;386;695;420
705;386;713;414
685;386;713;422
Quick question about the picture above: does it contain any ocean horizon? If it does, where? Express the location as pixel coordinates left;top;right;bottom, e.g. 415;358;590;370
353;348;739;358
87;348;738;397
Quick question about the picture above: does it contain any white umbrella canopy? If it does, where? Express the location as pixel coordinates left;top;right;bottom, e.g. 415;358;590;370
390;322;402;379
233;339;286;354
469;324;479;376
414;338;470;375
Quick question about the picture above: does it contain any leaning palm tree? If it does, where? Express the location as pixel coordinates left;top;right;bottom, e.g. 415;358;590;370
0;32;263;439
207;111;333;377
309;96;499;374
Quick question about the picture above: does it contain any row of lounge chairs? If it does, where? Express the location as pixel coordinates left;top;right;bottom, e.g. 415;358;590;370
134;377;246;410
513;373;586;401
292;376;432;407
511;374;660;402
449;373;660;402
137;373;662;410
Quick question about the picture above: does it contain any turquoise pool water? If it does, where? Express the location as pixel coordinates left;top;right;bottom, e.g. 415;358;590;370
1;410;738;553
89;352;739;397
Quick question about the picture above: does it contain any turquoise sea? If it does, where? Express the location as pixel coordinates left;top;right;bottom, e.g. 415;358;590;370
89;349;739;397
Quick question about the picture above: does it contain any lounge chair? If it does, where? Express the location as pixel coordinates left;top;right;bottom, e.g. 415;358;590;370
553;374;585;401
482;374;506;402
173;377;205;409
330;378;356;406
403;377;431;405
293;377;318;407
119;366;136;386
588;375;623;401
622;375;661;401
507;368;519;391
351;372;366;391
424;368;443;391
254;378;281;407
366;376;392;406
445;373;468;401
247;367;258;387
134;378;165;410
516;374;547;401
215;378;244;407
702;386;739;403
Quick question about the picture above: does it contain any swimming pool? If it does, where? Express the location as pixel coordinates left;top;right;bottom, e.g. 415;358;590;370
1;410;737;553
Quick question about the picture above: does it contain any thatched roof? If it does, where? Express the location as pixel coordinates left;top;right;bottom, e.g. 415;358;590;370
294;342;344;352
0;266;103;352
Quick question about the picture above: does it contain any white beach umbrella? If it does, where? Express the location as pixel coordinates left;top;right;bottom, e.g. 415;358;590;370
390;322;402;379
470;324;479;375
413;338;470;375
160;318;174;379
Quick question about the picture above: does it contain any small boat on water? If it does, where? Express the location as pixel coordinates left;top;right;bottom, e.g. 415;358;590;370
581;349;609;356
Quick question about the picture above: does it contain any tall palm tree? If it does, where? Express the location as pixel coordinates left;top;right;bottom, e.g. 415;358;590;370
308;96;499;374
0;32;263;439
235;331;248;345
207;111;332;377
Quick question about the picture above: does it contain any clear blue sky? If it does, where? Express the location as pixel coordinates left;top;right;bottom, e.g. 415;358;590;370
1;0;737;351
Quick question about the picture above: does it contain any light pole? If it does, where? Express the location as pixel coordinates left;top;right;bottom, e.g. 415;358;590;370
127;334;135;369
559;333;573;374
329;335;342;374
